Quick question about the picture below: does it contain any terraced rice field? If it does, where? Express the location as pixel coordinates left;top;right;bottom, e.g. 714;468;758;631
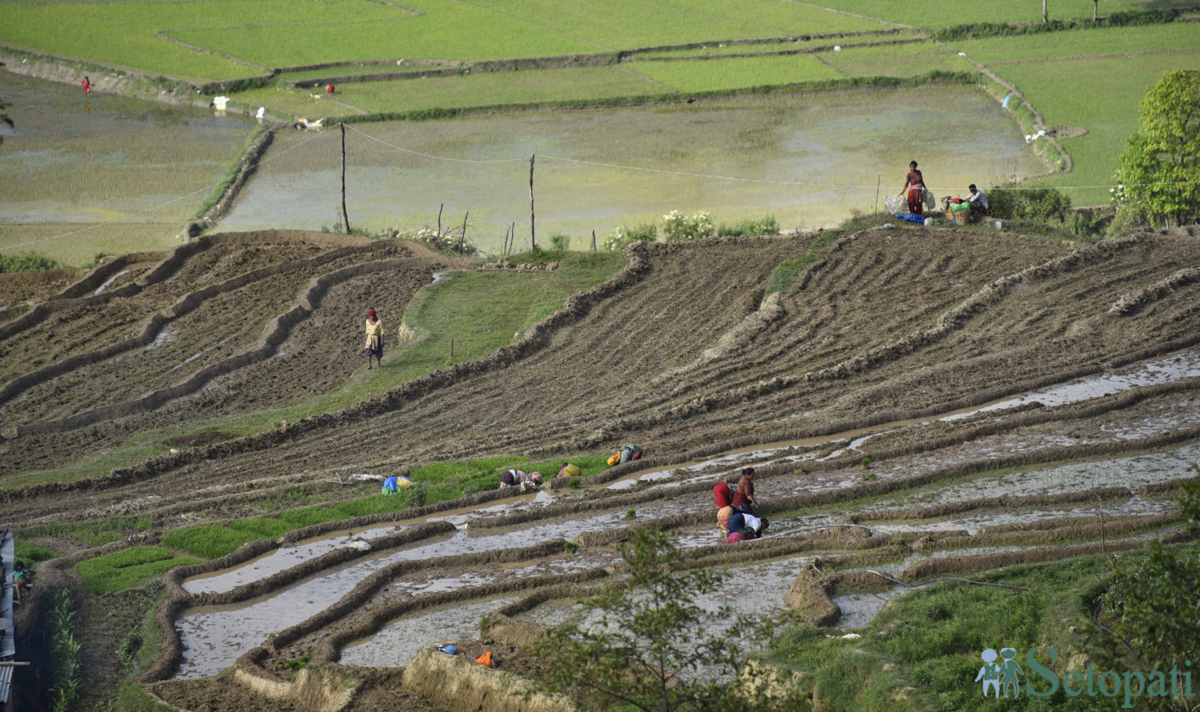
4;226;1199;711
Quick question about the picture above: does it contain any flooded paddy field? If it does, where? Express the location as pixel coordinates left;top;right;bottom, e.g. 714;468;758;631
0;73;252;265
219;87;1041;250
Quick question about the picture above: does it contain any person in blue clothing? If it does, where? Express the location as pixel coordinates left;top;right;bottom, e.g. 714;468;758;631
382;475;412;495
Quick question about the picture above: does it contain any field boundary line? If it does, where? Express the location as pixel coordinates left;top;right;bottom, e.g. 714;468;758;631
153;30;269;73
616;64;679;92
985;46;1200;65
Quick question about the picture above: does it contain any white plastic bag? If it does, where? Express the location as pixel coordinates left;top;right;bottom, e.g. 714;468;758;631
884;194;904;214
923;188;936;211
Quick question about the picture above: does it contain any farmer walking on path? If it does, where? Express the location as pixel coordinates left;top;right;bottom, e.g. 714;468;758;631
364;308;383;369
899;161;929;216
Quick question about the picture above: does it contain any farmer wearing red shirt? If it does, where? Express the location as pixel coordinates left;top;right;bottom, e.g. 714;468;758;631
899;161;930;216
732;467;758;513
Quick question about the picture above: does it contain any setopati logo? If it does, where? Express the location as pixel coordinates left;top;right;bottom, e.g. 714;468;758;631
975;647;1196;708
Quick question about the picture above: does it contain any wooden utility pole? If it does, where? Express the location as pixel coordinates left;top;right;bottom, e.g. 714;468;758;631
1042;0;1048;23
437;203;444;238
591;230;597;252
340;123;351;234
529;154;536;251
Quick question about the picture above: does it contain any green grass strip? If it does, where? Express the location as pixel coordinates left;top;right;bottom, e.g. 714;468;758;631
161;453;614;559
75;546;201;595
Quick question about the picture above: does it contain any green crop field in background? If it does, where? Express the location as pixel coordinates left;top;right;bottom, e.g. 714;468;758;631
800;0;1130;29
627;54;842;92
0;0;378;78
462;0;884;46
995;50;1200;205
956;22;1200;63
168;1;594;68
821;41;974;77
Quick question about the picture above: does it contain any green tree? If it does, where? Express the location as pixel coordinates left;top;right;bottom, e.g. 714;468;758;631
536;527;791;712
1114;70;1200;228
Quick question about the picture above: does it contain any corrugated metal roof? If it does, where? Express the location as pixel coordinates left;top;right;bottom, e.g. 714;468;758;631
2;529;15;659
0;664;13;704
2;528;15;704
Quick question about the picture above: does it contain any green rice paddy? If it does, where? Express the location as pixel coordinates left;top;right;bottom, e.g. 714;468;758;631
796;0;1131;29
992;50;1200;205
956;22;1200;63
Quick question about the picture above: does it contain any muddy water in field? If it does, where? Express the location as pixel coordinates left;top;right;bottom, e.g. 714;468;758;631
175;512;633;677
0;72;251;264
339;596;521;668
219;87;1041;250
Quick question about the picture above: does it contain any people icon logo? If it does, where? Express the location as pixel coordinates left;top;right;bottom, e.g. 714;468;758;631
976;648;1022;698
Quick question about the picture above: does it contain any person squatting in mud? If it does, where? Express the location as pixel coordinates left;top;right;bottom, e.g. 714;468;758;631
726;512;769;543
364;308;383;369
500;469;542;488
715;481;736;534
607;443;643;467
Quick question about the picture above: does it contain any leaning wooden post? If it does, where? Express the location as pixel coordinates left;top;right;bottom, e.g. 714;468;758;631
874;175;881;213
340;123;351;234
529;154;536;251
591;230;597;252
459;211;468;254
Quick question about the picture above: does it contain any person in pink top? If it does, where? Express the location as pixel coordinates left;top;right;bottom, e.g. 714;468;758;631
899;161;931;216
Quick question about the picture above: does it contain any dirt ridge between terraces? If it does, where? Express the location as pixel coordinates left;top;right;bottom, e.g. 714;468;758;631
580;234;1148;441
4;251;420;436
0;251;167;343
0;242;397;418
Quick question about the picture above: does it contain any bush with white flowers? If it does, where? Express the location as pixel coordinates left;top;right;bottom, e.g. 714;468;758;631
661;210;714;242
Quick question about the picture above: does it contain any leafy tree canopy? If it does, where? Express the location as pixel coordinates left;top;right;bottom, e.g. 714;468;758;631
1114;70;1200;228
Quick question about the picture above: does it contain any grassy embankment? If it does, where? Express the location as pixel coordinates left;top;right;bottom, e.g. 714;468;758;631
3;249;623;490
766;541;1200;711
957;24;1200;205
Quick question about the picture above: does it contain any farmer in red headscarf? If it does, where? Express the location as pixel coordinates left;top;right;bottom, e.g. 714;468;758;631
364;308;383;369
82;76;91;95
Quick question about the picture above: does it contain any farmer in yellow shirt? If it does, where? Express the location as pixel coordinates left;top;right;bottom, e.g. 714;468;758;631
364;308;383;369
